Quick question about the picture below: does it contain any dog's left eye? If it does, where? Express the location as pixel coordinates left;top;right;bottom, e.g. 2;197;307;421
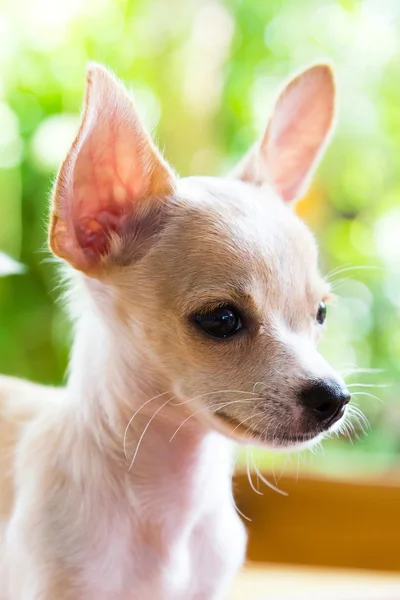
316;301;327;325
194;306;242;339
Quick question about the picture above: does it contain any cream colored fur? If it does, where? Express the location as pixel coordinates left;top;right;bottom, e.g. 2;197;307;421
0;63;349;599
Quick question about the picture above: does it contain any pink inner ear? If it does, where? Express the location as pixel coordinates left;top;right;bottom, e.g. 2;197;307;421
50;65;175;272
75;210;125;257
71;106;152;257
264;66;335;203
230;66;335;204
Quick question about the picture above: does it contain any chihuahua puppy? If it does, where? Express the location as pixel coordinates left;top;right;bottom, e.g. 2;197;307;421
0;63;350;599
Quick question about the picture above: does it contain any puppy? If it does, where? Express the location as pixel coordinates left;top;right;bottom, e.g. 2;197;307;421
0;63;350;599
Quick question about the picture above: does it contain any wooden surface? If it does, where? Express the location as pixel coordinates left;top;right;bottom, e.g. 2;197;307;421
234;472;400;572
230;564;400;599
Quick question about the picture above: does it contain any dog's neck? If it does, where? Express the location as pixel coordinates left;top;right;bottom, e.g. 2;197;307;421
62;281;236;523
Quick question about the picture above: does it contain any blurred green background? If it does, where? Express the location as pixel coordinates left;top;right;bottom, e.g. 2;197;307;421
0;0;399;479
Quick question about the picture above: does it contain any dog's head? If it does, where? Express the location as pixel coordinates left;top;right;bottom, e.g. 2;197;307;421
50;63;350;449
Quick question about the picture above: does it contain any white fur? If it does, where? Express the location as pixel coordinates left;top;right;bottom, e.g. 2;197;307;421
0;63;347;599
1;291;246;599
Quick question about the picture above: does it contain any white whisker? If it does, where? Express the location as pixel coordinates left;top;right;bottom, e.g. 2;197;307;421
234;501;252;522
171;389;259;407
325;263;353;279
246;450;263;496
342;421;354;443
329;276;354;290
128;397;172;471
351;391;382;403
347;383;389;389
348;420;359;441
123;390;171;460
341;368;383;377
250;450;288;497
169;398;262;443
228;411;266;439
347;404;370;433
232;451;252;522
326;264;381;281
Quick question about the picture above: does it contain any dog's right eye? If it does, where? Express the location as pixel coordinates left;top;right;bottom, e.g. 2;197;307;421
316;301;327;325
194;306;242;339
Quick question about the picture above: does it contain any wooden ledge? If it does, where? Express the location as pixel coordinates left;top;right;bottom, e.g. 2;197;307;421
234;472;400;572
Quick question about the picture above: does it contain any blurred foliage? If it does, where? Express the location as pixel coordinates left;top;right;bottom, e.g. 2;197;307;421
0;0;399;475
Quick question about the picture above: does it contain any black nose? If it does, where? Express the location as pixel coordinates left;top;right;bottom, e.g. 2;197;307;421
299;380;350;423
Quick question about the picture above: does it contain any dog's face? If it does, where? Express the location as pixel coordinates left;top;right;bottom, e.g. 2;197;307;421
50;63;350;449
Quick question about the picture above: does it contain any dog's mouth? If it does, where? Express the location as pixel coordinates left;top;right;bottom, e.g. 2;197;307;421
213;409;342;448
213;410;260;439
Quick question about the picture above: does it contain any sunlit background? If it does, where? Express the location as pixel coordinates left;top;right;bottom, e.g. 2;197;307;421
0;0;399;480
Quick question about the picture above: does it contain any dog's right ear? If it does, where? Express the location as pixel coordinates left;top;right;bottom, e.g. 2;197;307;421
49;64;176;274
231;64;335;204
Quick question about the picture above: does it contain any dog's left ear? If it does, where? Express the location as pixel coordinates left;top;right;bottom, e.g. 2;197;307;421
231;64;335;204
49;64;176;274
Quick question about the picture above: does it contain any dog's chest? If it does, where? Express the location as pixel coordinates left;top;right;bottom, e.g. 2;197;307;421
79;435;246;599
80;499;246;600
